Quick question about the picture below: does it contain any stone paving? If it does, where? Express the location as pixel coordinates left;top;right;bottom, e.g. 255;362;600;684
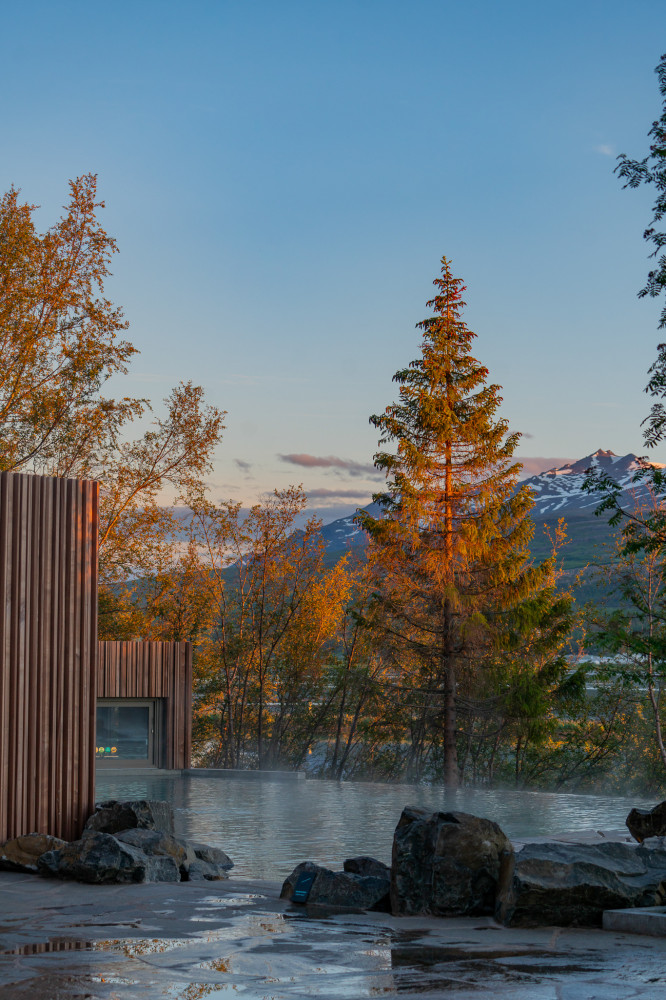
2;872;666;999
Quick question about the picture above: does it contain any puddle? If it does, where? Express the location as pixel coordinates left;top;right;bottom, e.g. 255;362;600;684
187;913;287;941
391;945;548;967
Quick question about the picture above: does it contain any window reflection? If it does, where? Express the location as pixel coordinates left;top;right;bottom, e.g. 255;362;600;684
96;705;150;759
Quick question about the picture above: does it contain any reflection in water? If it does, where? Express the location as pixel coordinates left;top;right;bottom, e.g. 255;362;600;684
95;774;651;880
94;937;194;957
3;939;93;955
388;940;605;993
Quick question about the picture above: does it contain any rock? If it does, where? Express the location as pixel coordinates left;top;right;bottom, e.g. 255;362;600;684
113;831;232;880
37;830;180;883
85;799;174;835
643;836;666;851
185;859;229;881
281;861;391;911
391;807;513;917
115;828;192;867
343;856;390;879
497;840;666;927
142;855;181;882
190;841;234;870
627;801;666;842
0;833;66;873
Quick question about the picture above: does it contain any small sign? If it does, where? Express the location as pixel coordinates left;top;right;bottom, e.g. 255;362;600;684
292;871;315;903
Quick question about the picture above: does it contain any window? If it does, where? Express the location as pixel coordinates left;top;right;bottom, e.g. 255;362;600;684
96;701;157;765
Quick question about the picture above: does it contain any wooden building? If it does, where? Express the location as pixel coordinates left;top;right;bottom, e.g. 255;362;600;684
1;472;193;843
97;641;192;770
0;472;99;842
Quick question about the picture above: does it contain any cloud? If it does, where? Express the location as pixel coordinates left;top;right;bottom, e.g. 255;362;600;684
307;487;373;500
234;458;253;475
279;453;380;477
595;144;615;157
521;431;534;439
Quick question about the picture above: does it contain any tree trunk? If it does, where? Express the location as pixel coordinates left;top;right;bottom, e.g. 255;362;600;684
443;664;458;787
647;682;666;769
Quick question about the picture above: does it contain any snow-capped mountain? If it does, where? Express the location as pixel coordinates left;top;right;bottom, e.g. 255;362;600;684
317;450;665;556
521;449;664;516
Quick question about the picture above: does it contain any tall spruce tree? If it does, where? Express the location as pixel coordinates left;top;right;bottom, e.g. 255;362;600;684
361;257;562;787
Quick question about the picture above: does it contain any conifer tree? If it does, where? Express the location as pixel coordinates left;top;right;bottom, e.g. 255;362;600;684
361;257;566;787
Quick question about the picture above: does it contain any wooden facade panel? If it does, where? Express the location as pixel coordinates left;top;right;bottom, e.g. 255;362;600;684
0;472;98;842
97;641;192;770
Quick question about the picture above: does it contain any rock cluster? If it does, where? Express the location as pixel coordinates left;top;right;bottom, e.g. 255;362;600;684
0;799;233;885
281;800;666;928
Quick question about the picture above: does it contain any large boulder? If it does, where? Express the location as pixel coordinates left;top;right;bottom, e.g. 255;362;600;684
37;830;180;883
186;859;230;881
627;800;666;843
85;799;174;835
497;840;666;927
0;834;66;873
189;841;234;871
281;861;391;911
391;807;513;917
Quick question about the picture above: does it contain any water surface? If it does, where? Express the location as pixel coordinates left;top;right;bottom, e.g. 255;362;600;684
95;773;652;880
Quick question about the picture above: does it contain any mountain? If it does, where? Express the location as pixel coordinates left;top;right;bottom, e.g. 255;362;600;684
318;500;379;558
521;449;663;517
317;450;664;570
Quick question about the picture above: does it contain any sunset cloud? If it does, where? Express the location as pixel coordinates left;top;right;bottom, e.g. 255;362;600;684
279;453;380;478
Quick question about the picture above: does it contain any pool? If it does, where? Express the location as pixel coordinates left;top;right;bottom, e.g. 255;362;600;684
95;773;653;880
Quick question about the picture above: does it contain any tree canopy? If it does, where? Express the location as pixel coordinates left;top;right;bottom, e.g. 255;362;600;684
0;174;225;585
360;257;572;786
0;174;136;473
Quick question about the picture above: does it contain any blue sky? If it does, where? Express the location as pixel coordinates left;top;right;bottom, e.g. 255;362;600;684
2;1;666;520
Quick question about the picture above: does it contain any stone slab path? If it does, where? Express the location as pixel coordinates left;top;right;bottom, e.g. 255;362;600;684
1;871;666;999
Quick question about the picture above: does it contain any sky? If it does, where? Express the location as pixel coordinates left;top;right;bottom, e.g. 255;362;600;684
2;1;666;523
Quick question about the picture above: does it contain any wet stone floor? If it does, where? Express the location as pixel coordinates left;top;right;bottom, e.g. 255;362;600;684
1;873;666;999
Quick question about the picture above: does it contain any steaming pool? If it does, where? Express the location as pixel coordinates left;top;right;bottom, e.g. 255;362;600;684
95;773;652;880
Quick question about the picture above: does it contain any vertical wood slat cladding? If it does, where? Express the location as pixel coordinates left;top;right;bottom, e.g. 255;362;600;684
0;472;98;843
97;641;192;769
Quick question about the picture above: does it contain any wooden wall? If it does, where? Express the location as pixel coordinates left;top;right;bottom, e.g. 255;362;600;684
0;472;99;842
97;641;192;769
